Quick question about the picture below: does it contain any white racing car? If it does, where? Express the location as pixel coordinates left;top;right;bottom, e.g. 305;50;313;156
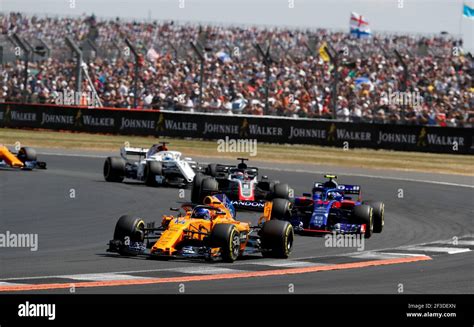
103;142;202;187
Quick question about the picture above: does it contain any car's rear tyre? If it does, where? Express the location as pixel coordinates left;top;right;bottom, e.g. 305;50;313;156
103;157;126;182
354;205;373;238
210;224;240;263
144;161;162;186
273;183;291;200
260;220;294;258
364;201;384;233
113;215;145;256
271;198;292;220
207;163;218;177
17;147;37;162
191;173;206;203
198;177;219;203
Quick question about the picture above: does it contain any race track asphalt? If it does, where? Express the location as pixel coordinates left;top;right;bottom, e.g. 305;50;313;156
0;151;472;293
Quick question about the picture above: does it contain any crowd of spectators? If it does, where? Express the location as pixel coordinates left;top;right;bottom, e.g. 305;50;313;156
1;12;473;126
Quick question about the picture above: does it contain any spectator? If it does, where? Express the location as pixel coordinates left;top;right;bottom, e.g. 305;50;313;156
0;12;472;126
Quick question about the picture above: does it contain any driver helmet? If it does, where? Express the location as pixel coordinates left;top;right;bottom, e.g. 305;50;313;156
327;191;343;201
157;144;168;152
147;144;159;156
193;208;211;220
234;171;244;180
323;180;338;189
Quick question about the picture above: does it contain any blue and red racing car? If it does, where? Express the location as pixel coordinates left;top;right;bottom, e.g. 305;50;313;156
269;175;384;238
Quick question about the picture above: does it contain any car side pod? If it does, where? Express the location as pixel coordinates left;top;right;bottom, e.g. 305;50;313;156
257;198;292;225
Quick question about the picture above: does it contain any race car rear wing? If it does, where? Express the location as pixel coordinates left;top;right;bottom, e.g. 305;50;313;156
212;164;259;178
336;184;362;201
313;182;361;194
337;184;361;195
120;146;148;159
313;183;361;200
209;164;234;178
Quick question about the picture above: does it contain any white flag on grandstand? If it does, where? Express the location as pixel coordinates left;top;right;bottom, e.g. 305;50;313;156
216;51;232;63
146;48;159;62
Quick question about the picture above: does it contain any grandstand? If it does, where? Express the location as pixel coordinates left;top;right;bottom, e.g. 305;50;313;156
1;12;473;126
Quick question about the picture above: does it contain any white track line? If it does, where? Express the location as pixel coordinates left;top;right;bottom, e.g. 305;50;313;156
38;151;474;189
0;282;30;286
372;252;431;257
168;267;246;275
294;234;474;262
245;259;320;267
0;261;312;282
349;252;427;260
0;265;237;281
402;246;471;255
39;152;106;159
435;240;474;246
396;235;474;248
59;273;153;281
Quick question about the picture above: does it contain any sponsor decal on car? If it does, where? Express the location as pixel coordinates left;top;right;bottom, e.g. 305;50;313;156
231;200;264;208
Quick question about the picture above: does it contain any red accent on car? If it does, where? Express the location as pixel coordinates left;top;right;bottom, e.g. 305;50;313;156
340;200;356;208
297;198;314;206
331;201;341;208
238;183;255;201
302;229;332;234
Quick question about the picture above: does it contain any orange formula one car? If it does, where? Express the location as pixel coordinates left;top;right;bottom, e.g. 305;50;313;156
107;194;294;262
0;145;46;170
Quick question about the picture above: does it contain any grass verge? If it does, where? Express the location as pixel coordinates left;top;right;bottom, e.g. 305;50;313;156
1;128;472;176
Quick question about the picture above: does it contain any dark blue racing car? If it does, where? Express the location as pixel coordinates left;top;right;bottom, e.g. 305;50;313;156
269;175;384;238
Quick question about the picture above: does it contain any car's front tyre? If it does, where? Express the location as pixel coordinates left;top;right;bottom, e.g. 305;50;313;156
17;147;37;162
210;224;240;263
354;205;373;238
260;220;294;258
113;215;145;256
364;201;384;233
